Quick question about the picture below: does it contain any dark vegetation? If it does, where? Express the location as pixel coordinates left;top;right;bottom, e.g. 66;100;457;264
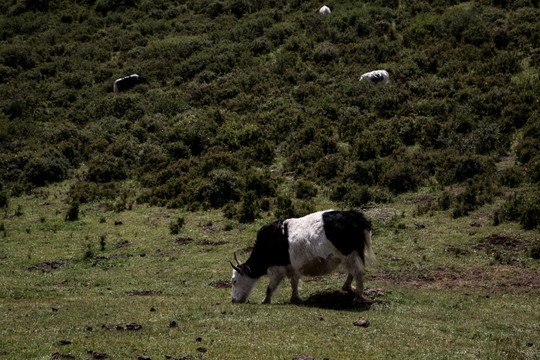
0;0;539;227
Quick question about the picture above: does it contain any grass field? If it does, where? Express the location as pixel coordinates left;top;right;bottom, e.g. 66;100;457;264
1;182;539;359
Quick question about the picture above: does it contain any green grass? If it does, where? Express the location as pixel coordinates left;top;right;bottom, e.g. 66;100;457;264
1;182;539;359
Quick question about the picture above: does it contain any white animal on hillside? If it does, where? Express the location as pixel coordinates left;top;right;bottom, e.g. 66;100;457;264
360;70;389;86
230;210;375;304
319;5;331;14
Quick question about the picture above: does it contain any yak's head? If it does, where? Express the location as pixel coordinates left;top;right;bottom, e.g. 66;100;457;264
230;253;258;303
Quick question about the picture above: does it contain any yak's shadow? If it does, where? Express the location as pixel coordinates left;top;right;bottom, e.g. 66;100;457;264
298;289;376;311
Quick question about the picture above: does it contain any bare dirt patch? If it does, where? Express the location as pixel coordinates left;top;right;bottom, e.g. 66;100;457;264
91;254;132;267
28;260;66;272
126;290;162;296
475;234;523;250
372;266;540;294
173;237;194;245
199;240;229;246
113;240;130;248
101;323;142;331
209;280;231;289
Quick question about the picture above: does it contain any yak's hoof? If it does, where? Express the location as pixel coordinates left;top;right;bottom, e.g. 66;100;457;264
290;296;302;304
354;295;375;305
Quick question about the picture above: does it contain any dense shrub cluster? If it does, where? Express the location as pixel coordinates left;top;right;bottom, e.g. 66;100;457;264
0;0;539;224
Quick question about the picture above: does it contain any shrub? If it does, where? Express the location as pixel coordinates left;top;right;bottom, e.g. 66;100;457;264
65;201;79;221
274;195;296;220
238;191;258;223
251;37;272;55
525;156;540;183
313;41;338;63
86;153;127;183
311;154;344;182
23;148;70;186
196;169;240;208
498;166;523;187
435;153;496;185
0;191;8;208
330;182;372;207
295;179;317;200
68;181;119;203
452;176;497;217
244;168;277;197
520;194;540;230
169;216;185;234
381;163;421;194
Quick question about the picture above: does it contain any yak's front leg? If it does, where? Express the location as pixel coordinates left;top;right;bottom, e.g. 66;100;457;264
262;267;286;304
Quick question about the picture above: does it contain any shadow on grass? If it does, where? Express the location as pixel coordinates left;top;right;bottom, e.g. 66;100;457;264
297;290;375;311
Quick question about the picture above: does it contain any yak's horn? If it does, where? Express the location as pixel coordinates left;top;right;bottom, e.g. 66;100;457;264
234;252;241;265
230;261;241;272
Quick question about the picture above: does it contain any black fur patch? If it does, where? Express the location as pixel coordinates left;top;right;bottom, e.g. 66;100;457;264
322;210;372;262
243;220;290;278
114;74;146;92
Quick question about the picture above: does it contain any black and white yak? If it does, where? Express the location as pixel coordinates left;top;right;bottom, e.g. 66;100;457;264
230;210;375;304
113;74;146;93
360;70;389;86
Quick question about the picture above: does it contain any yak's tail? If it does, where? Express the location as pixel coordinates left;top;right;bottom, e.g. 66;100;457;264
363;230;377;268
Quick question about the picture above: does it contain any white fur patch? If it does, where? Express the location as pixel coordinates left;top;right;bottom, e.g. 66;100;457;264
231;269;259;303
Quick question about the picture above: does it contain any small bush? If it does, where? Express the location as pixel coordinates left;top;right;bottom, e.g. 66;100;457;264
451;176;497;218
0;191;8;208
382;163;421;194
313;41;338;63
196;169;240;208
531;244;540;260
435;153;496;185
86;153;128;183
274;196;296;220
330;182;372;207
23;148;70;186
520;195;540;230
169;216;185;234
238;191;258;223
295;179;317;200
244;168;277;197
65;201;79;221
498;166;523;187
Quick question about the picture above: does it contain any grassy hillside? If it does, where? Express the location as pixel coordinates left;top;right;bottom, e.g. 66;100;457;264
1;0;539;223
0;0;539;358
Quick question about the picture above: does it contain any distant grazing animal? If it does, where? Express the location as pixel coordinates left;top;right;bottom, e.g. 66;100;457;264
113;74;146;93
319;5;331;14
360;70;389;86
230;210;375;304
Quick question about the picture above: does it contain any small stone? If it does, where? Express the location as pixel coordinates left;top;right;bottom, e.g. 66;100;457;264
353;318;370;327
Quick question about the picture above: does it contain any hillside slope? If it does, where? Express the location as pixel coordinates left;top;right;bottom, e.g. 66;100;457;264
0;0;539;226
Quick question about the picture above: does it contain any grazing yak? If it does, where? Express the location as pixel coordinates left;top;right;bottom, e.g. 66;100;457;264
230;210;375;304
319;5;331;14
113;74;146;93
360;70;389;86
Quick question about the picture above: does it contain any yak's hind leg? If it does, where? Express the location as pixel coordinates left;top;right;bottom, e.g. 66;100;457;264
344;253;371;303
289;274;301;303
342;274;353;293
